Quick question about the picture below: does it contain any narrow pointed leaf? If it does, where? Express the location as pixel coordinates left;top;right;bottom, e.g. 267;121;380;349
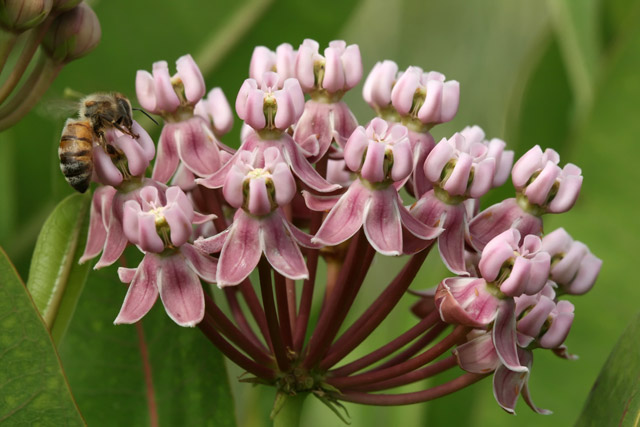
26;192;91;345
0;247;85;425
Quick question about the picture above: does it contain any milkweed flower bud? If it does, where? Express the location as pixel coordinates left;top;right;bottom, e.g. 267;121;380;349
194;87;234;137
344;118;412;183
295;39;362;95
541;228;602;295
512;145;583;214
41;2;100;63
479;229;550;297
0;0;52;32
249;43;296;88
391;67;459;127
236;71;304;132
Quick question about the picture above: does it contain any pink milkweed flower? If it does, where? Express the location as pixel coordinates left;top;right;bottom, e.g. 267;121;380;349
541;228;602;295
454;332;550;415
363;60;400;120
195;148;316;287
292;39;361;162
407;129;505;274
460;125;514;188
468;146;582;251
306;118;443;255
514;284;575;350
194;87;234;138
391;66;460;128
115;186;217;327
236;71;305;132
295;39;362;95
91;120;155;187
198;73;338;194
249;43;297;88
79;179;168;269
136;55;227;182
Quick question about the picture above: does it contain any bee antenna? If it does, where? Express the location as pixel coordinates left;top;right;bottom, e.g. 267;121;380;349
132;108;159;125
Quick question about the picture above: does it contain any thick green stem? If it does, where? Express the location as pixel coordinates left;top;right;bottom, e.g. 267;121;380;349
273;393;307;427
0;29;18;73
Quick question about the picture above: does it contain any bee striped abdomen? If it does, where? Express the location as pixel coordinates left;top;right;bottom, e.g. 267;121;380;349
59;119;94;193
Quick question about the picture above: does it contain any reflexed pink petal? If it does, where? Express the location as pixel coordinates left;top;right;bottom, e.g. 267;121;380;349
176;118;222;177
281;134;340;192
468;198;543;251
80;186;116;263
157;254;205;327
194;229;229;254
493;364;528;414
454;332;500;374
493;300;527;372
152;124;180;183
398;201;443;240
117;267;137;283
260;213;308;279
181;243;217;284
95;215;128;269
284;219;320;249
301;191;340;211
114;255;159;324
363;187;402;255
313;181;370;246
438;204;469;275
217;210;262;286
519;350;552;414
176;54;205;104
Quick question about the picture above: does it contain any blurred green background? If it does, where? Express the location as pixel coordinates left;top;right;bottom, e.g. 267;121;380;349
1;0;639;425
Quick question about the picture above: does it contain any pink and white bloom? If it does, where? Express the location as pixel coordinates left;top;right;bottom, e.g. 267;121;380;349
195;148;316;286
541;228;602;295
454;333;550;415
249;43;297;87
136;55;228;182
468;146;583;250
408;129;507;273
115;186;217;327
295;39;362;95
307;119;443;255
199;72;338;193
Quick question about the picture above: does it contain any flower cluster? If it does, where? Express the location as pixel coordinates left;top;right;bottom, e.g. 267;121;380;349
72;39;601;418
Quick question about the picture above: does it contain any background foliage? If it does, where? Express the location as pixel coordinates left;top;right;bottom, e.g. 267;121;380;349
1;0;639;425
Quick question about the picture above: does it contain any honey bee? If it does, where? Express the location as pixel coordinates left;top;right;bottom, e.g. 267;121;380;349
59;93;139;193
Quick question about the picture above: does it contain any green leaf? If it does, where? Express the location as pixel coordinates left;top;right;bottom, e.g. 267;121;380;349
576;312;640;426
58;266;237;427
26;192;91;345
0;246;85;425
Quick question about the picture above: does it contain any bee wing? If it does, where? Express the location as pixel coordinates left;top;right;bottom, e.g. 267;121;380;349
35;97;80;120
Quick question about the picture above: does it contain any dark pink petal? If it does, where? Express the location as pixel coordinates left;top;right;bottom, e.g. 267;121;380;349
152;124;180;183
280;133;340;192
398;201;443;240
493;299;527;372
80;186;116;264
260;212;308;280
157;254;205;327
454;332;500;374
181;243;217;284
435;278;497;328
197;136;257;189
438;204;469;276
117;267;137;284
93;143;123;187
194;229;228;254
114;255;159;324
313;181;370;246
176;117;223;177
217;210;262;286
283;217;321;248
468;198;543;251
301;191;341;212
519;350;552;414
95;215;128;269
362;187;402;255
493;364;528;414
